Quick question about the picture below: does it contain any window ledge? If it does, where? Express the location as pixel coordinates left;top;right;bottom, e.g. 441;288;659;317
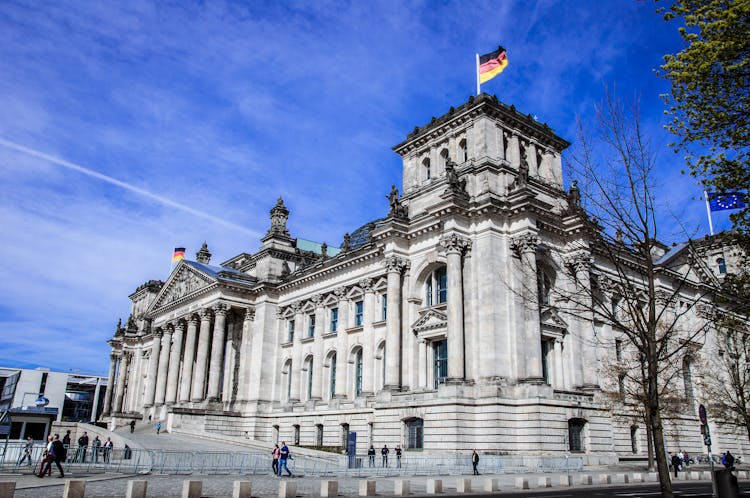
323;331;338;339
346;326;363;334
301;336;314;344
281;341;292;348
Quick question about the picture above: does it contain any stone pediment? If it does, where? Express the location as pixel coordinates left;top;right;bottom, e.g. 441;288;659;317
412;308;447;334
151;263;215;310
540;306;568;333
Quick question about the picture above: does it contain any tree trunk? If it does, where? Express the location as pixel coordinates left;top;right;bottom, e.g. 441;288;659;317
645;411;655;471
649;354;673;498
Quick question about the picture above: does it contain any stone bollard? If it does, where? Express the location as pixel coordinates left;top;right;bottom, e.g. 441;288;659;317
0;482;16;498
394;480;410;496
614;473;629;484
126;480;148;498
426;479;442;494
515;477;529;489
537;477;551;488
631;473;643;483
483;478;499;492
559;475;572;487
598;474;611;485
579;475;593;485
359;480;376;497
233;481;252;498
279;480;297;498
63;480;86;498
183;480;202;498
320;480;338;498
456;478;472;493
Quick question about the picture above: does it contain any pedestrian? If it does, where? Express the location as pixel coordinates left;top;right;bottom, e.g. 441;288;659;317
92;436;101;463
76;431;89;463
683;450;690;466
37;434;66;478
17;436;33;466
724;450;735;471
278;441;292;476
381;444;389;467
272;444;280;475
368;445;376;467
129;420;136;433
671;452;681;478
472;449;480;475
677;449;685;471
62;430;71;451
395;444;402;468
102;437;113;463
156;421;162;434
38;436;53;476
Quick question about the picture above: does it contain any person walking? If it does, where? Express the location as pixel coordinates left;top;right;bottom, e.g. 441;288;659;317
129;420;136;433
37;434;66;478
278;441;292;476
368;445;376;467
381;444;389;467
671;452;681;478
272;444;280;475
18;436;33;466
156;421;162;435
471;449;480;475
38;436;53;476
395;445;402;469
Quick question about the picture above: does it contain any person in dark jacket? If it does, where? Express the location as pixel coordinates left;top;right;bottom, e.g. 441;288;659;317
724;450;736;471
472;449;480;475
368;445;376;467
671;452;681;478
37;434;65;478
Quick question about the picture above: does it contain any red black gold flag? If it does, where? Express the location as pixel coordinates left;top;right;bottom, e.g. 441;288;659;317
172;247;186;263
479;46;508;84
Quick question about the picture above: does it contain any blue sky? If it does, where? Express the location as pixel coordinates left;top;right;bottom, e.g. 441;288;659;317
0;1;735;375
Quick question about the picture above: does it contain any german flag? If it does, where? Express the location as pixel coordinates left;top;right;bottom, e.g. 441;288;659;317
172;247;186;263
479;46;508;84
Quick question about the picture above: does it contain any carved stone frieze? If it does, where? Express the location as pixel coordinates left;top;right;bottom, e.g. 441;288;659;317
156;266;213;307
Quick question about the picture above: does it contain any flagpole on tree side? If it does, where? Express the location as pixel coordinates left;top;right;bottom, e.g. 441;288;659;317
704;190;714;236
476;53;481;96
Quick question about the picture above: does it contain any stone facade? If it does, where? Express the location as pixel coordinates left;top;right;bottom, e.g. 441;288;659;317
104;94;748;462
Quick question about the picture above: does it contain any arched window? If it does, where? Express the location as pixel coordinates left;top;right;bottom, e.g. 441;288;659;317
405;418;424;449
341;423;350;451
630;425;638;454
355;349;363;397
273;424;280;443
306;358;314;400
425;267;447;307
329;352;337;399
458;139;467;163
284;360;292;402
537;265;555;306
316;424;324;446
439;148;449;170
568;418;586;453
293;424;300;445
423;157;431;180
717;258;727;274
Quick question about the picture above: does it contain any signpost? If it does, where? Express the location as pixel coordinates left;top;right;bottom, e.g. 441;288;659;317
699;403;718;498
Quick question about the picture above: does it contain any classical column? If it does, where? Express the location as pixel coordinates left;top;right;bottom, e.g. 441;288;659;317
511;233;544;382
289;303;303;402
360;278;375;396
114;353;130;413
90;377;102;422
554;338;565;390
179;316;199;402
311;295;325;400
567;252;599;389
207;303;228;401
383;256;408;390
165;320;185;404
102;353;118;415
143;329;163;407
236;308;255;402
440;234;472;381
222;325;235;401
334;287;349;398
154;326;173;405
508;132;521;168
191;309;213;401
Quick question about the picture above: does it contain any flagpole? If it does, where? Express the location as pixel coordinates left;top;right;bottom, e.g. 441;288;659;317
704;190;714;236
476;53;480;96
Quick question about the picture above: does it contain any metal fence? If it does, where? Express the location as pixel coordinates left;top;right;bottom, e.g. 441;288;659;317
0;442;583;477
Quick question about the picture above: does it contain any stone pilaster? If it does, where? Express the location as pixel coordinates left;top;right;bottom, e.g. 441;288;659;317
236;308;255;402
383;256;408;390
511;233;544;382
360;277;375;396
311;295;325;400
334;287;348;399
179;316;198;402
143;329;163;407
165;320;185;404
90;377;102;422
114;352;131;413
191;309;213;401
102;353;118;415
440;234;471;381
154;325;173;405
553;337;565;390
207;303;228;401
289;302;303;402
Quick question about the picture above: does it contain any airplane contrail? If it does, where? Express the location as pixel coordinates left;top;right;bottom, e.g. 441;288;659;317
0;137;261;237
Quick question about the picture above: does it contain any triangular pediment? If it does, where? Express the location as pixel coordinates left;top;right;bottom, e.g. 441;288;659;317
411;308;447;333
150;263;216;311
540;306;568;332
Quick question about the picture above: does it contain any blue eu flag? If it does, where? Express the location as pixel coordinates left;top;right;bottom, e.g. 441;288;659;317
708;192;747;211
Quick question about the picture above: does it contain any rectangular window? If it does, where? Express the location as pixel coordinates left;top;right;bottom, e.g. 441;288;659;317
436;267;447;304
426;279;433;307
308;314;315;338
354;301;364;327
288;320;295;342
330;307;338;332
330;355;337;398
618;374;626;399
615;339;622;361
433;340;448;389
381;294;387;321
541;340;551;385
355;351;363;397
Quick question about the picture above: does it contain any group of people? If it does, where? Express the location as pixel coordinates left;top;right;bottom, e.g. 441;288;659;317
17;430;116;478
272;442;293;476
367;444;402;468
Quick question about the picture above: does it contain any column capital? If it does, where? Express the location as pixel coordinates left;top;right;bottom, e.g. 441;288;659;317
564;251;592;273
153;328;164;339
200;308;213;320
174;319;186;332
440;233;472;255
383;255;409;274
290;301;302;314
110;353;120;361
359;278;375;293
310;294;324;307
213;302;229;315
333;286;348;301
187;314;200;326
163;323;175;335
510;233;539;255
243;307;255;322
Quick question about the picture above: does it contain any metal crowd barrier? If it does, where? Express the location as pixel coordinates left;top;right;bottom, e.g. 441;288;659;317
0;442;583;476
